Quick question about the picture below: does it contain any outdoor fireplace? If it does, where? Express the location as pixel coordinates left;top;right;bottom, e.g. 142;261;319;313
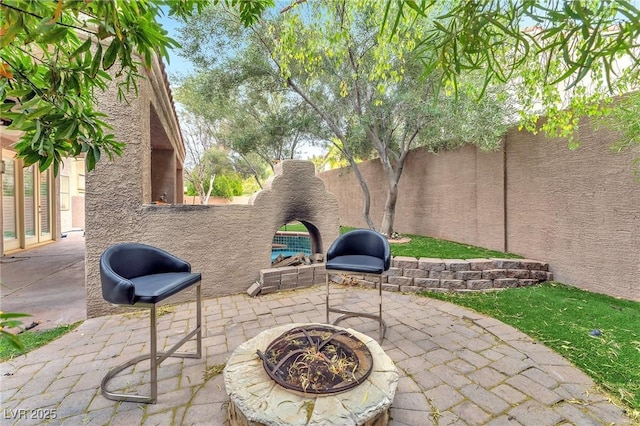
224;323;398;426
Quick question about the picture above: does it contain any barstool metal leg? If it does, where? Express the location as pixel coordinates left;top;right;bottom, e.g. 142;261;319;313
101;283;203;403
325;271;386;343
150;304;158;402
326;273;330;324
379;274;383;343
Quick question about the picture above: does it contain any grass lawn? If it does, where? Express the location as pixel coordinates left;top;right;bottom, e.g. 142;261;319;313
386;232;521;259
422;283;640;415
280;223;520;259
279;222;310;232
0;322;82;362
339;226;521;259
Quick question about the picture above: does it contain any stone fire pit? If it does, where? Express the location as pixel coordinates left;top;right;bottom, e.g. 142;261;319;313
224;323;399;426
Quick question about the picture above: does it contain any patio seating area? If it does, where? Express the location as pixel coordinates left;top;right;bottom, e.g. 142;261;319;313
0;285;630;425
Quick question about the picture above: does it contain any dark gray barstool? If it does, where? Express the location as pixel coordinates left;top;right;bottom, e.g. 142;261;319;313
325;229;391;343
99;242;202;403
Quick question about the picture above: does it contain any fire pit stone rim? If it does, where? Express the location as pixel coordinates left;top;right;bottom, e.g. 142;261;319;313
223;323;399;426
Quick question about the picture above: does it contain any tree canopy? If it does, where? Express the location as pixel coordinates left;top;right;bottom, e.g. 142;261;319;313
392;1;640;92
1;0;639;175
176;1;515;234
175;64;321;175
0;0;273;174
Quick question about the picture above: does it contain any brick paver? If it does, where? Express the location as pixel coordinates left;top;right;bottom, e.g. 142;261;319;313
0;286;632;425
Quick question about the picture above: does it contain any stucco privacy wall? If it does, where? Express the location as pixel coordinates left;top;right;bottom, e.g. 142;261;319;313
504;123;640;300
86;78;340;323
320;145;506;251
318;124;640;301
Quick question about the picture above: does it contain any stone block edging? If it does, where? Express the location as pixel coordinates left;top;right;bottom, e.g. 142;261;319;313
253;257;552;296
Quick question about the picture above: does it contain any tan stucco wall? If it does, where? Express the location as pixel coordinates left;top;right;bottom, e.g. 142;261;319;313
503;123;640;301
321;145;505;251
86;160;339;317
319;125;640;301
85;56;341;317
85;94;340;319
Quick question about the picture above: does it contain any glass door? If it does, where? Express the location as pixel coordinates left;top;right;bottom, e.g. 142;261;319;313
24;166;53;246
2;153;19;251
24;165;37;246
38;171;52;242
1;154;54;253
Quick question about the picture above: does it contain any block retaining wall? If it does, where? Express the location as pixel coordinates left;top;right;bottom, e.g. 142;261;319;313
255;256;552;295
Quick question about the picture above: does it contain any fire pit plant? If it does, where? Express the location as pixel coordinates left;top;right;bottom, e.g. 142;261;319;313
257;325;373;395
290;340;358;392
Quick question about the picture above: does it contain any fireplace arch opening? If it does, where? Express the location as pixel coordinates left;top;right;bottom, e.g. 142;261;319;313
271;220;323;266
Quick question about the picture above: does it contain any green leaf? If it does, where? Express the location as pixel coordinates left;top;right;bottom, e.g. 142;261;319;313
22;153;41;168
0;22;23;48
39;153;54;173
41;26;69;44
0;330;26;352
102;38;120;70
26;105;54;120
0;312;31;319
18;96;42;112
6;88;34;98
86;146;96;171
90;42;103;77
405;1;428;16
92;145;101;163
56;120;77;140
35;16;56;34
30;121;42;149
72;38;93;58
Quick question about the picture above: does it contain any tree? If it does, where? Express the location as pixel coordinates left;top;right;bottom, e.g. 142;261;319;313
386;0;640;146
3;0;638;175
0;0;273;175
184;144;249;202
211;173;243;199
228;151;271;191
180;111;221;203
284;2;517;235
175;3;376;226
173;31;326;192
177;1;512;235
603;90;640;177
174;58;323;175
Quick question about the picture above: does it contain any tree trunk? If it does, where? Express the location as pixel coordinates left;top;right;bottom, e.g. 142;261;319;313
203;175;215;204
347;157;376;230
252;174;263;190
377;147;411;236
198;180;206;204
379;181;398;236
286;77;375;229
239;153;264;190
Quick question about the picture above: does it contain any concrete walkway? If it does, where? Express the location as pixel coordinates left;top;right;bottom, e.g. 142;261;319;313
1;231;86;330
0;285;631;425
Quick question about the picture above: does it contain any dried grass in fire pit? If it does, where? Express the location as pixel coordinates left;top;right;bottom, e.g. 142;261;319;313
257;325;373;394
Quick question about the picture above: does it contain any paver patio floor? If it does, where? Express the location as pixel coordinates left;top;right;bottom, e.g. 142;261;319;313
0;286;631;425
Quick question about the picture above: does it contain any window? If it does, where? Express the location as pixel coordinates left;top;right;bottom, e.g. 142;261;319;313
60;175;70;211
77;173;85;194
